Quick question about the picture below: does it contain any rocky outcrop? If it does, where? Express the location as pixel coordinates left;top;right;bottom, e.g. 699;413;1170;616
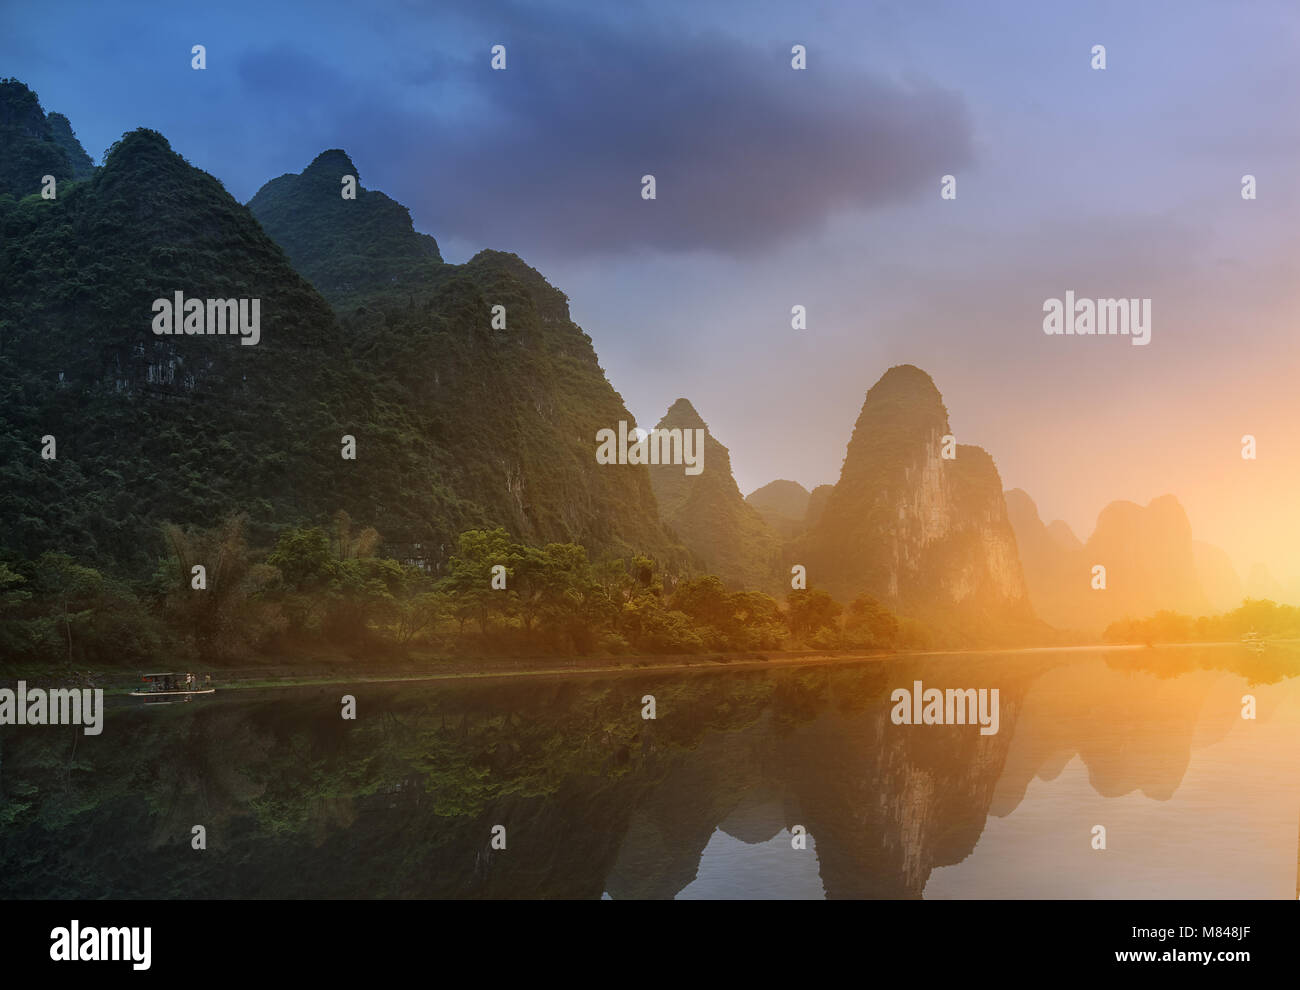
800;365;1033;638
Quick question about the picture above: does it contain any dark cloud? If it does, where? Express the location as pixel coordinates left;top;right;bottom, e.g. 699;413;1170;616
425;28;972;256
234;5;974;257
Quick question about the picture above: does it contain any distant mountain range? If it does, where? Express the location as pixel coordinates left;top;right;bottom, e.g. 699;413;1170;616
1006;491;1208;633
0;79;678;576
0;76;1280;642
1005;487;1292;633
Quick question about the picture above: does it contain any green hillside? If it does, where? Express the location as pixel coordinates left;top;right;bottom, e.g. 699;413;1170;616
249;153;679;563
648;398;780;591
0;125;477;573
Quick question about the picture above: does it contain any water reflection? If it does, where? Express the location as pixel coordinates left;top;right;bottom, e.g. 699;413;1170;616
0;645;1296;899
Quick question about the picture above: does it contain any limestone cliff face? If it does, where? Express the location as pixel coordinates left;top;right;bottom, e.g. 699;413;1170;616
802;365;1032;636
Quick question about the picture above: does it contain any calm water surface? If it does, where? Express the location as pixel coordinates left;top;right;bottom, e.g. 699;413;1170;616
1;646;1296;898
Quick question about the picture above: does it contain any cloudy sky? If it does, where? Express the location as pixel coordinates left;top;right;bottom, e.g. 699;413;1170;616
5;0;1299;583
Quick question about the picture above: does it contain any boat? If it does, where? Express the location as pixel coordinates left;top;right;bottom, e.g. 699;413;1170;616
129;672;215;698
1241;630;1266;653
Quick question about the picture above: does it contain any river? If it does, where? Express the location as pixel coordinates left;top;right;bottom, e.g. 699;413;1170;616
1;645;1296;898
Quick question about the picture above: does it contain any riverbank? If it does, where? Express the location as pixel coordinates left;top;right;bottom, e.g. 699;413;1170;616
1;639;1278;695
1;648;883;694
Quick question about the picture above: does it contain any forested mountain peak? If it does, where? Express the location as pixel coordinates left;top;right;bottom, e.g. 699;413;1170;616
660;397;707;431
0;78;95;198
0;114;379;570
304;147;358;179
649;398;780;591
248;149;442;308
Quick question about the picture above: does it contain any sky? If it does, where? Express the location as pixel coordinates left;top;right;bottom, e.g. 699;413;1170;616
4;0;1299;583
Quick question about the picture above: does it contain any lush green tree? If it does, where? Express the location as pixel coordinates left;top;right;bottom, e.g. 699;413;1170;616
671;575;732;629
844;593;901;647
0;550;160;664
267;526;334;590
727;590;787;650
439;528;518;636
31;552;102;662
621;595;704;654
160;515;282;660
786;588;843;642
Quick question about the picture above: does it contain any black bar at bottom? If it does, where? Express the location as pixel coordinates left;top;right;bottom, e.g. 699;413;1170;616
0;898;1286;979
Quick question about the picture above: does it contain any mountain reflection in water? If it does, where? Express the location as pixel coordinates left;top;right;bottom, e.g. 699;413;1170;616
1;646;1296;899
